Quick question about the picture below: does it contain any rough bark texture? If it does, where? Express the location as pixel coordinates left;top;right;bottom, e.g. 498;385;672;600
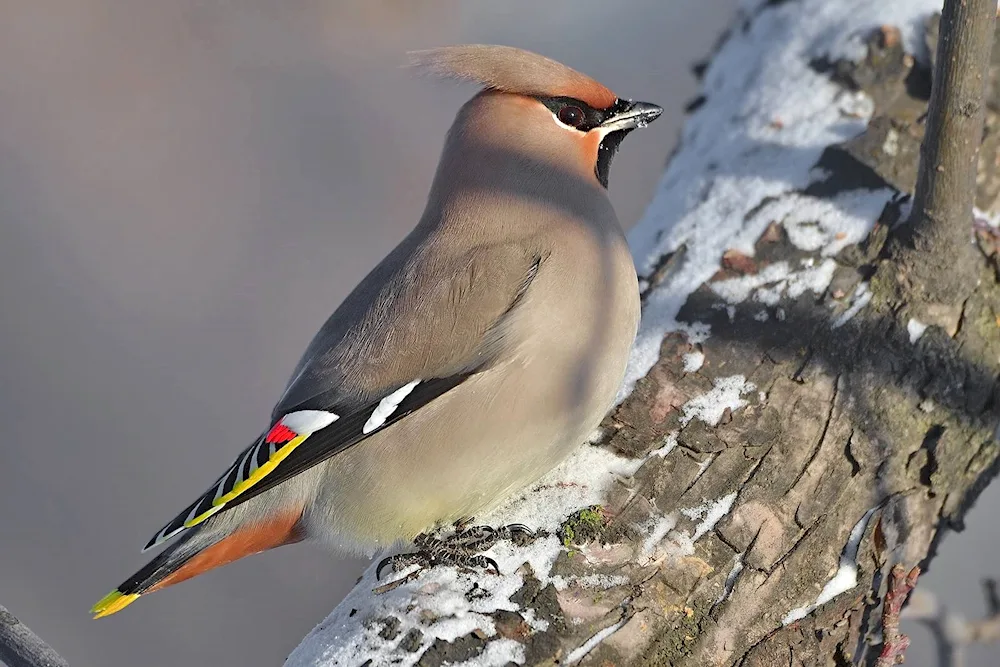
883;0;998;333
565;17;1000;667
405;13;1000;667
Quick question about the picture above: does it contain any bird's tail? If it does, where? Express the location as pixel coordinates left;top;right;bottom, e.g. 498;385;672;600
91;507;304;618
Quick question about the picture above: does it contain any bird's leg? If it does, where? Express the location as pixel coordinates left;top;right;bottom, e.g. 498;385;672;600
373;522;537;587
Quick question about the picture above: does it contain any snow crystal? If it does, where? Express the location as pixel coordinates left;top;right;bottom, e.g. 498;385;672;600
709;259;837;308
831;282;872;328
716;552;745;605
550;573;630;591
640;494;737;566
687;493;738;541
482;442;645;533
650;432;679;458
907;318;928;343
681;376;756;426
641;515;678;559
682;350;705;373
564;617;630;664
752;190;894;256
782;506;878;625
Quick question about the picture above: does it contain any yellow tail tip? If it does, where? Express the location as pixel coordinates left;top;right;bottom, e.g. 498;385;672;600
91;590;140;619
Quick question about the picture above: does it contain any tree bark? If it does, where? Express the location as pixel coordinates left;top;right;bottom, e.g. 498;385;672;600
0;604;70;667
286;2;1000;666
885;0;997;333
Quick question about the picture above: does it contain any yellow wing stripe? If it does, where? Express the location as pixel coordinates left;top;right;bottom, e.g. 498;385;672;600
182;433;311;529
91;590;140;619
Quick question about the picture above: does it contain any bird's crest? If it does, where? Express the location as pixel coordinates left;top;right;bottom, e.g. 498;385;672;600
408;44;618;110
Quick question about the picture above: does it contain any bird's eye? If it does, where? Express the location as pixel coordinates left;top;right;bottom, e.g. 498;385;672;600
557;105;585;128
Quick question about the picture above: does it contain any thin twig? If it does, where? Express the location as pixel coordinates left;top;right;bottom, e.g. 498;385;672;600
0;604;70;667
889;0;998;329
875;563;921;667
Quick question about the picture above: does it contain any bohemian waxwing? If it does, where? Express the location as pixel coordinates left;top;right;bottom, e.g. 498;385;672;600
92;44;661;618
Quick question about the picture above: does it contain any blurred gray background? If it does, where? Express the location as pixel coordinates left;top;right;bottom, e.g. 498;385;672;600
0;2;995;667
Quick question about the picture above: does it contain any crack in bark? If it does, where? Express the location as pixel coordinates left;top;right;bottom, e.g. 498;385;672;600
766;516;826;577
788;375;842;492
844;430;862;477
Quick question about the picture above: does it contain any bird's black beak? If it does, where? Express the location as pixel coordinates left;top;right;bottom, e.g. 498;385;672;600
599;100;663;132
594;99;663;189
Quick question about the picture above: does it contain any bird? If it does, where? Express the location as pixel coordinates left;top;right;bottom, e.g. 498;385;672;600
91;43;662;618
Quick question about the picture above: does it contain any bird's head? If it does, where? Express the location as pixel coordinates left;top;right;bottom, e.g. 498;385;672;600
410;44;662;189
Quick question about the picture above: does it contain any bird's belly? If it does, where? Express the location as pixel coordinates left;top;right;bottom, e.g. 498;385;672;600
306;336;635;555
302;370;591;554
306;239;639;555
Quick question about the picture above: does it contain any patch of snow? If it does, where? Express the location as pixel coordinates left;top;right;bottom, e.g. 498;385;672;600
754;190;894;256
831;283;872;328
641;515;679;558
650;432;680;458
782;506;878;625
483;442;645;533
285;537;556;667
786;259;838;299
681;376;756;426
975;206;1000;228
683;350;706;373
522;608;549;633
688;493;738;541
565;617;630;664
716;552;745;605
551;573;631;591
907;318;928;343
476;639;525;666
711;262;793;304
286;438;657;665
641;493;737;565
621;0;939;400
709;258;837;308
692;454;717;484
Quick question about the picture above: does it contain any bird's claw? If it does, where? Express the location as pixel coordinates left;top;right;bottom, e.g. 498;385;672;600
375;551;429;581
373;522;536;590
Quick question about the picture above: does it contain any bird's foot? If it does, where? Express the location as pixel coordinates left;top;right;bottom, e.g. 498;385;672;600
374;521;536;588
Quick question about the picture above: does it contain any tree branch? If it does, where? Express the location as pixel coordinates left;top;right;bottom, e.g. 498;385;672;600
886;0;997;332
0;604;69;667
874;564;920;667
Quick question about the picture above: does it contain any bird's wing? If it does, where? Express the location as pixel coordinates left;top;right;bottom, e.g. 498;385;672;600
143;243;544;551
